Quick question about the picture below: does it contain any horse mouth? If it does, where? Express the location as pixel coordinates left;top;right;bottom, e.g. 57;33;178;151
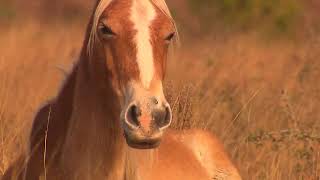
124;132;162;149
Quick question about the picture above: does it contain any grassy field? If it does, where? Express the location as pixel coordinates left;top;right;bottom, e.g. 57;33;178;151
1;5;320;180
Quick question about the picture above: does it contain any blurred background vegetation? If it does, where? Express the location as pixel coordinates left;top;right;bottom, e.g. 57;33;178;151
187;0;301;34
1;0;319;37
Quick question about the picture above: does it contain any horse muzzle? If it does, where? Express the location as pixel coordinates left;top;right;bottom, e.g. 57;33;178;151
122;97;172;149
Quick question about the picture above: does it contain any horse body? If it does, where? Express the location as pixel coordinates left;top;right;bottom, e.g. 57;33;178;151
2;0;241;179
3;64;241;180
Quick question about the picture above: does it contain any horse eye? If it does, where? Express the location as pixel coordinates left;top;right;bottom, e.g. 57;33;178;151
98;24;115;37
165;32;175;42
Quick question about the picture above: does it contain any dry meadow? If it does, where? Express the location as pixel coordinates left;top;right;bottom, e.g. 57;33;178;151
1;1;320;179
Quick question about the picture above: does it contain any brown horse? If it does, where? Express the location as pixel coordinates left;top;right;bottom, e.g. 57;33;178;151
2;0;241;179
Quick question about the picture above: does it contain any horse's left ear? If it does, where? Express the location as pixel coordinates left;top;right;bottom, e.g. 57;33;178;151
151;0;180;46
151;0;173;18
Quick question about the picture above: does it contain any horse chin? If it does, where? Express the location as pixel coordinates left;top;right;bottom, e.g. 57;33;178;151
124;132;162;149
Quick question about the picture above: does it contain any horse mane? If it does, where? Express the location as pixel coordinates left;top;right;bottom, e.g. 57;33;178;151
87;0;179;57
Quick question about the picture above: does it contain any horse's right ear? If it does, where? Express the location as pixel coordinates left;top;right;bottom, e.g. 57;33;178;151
94;0;100;7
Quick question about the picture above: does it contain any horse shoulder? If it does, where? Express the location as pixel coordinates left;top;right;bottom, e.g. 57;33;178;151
172;129;242;180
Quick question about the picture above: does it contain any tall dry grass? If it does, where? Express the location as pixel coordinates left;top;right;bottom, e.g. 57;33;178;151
0;20;83;174
167;34;320;179
0;19;319;179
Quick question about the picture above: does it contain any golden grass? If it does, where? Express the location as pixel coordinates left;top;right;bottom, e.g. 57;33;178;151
0;20;319;179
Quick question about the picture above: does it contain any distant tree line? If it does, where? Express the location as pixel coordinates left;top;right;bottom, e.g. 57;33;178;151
187;0;302;34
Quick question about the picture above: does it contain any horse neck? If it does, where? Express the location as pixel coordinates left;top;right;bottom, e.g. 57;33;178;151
60;49;128;179
62;51;156;180
60;15;155;178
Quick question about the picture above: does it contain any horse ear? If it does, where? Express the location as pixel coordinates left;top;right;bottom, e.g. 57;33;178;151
87;0;114;56
151;0;180;45
151;0;172;18
93;0;101;7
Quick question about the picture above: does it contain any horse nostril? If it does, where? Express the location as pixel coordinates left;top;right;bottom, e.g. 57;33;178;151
153;105;172;129
126;104;141;128
165;106;172;125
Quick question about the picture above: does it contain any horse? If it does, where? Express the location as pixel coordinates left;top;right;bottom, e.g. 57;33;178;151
2;0;242;179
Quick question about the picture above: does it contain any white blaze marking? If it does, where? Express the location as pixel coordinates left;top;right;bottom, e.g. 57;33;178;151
130;0;156;89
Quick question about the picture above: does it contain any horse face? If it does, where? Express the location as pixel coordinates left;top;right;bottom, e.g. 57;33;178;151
97;0;176;149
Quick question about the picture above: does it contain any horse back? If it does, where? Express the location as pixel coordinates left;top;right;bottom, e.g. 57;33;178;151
160;129;242;180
